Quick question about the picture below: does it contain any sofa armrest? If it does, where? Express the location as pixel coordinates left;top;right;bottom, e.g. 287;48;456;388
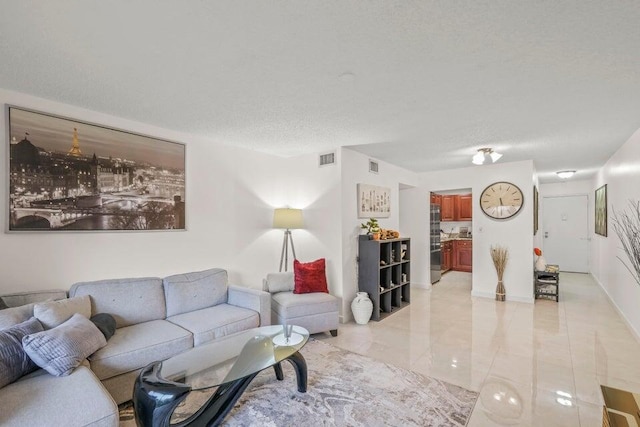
228;285;271;326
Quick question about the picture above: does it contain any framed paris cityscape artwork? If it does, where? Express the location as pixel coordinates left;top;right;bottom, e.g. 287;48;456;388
7;106;186;231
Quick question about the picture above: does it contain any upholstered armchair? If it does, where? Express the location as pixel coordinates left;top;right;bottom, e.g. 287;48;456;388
262;272;339;336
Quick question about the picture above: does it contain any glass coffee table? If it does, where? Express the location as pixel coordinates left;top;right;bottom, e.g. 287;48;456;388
133;325;309;427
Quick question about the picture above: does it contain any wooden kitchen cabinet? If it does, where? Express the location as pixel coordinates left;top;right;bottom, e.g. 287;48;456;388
441;195;455;221
441;241;453;272
458;194;472;220
453;240;472;272
430;193;442;206
440;194;472;221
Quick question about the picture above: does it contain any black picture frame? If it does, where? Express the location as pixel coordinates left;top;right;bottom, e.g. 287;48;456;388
7;106;186;231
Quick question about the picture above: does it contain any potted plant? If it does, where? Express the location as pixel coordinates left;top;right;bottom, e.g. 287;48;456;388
361;218;381;240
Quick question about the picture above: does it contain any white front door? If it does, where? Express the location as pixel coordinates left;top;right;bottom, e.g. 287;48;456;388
542;195;589;273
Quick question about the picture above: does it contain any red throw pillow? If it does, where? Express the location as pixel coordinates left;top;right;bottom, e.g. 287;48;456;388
293;258;329;294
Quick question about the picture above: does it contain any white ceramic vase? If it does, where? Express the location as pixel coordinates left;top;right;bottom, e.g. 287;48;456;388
535;256;547;271
351;292;373;325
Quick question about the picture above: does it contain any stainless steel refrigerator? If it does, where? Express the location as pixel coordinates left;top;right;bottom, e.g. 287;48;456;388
430;204;442;283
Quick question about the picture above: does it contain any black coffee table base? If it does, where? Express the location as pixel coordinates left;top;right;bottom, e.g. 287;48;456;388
133;351;308;427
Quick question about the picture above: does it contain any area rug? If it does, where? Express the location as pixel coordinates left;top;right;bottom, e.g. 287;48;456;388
119;339;477;426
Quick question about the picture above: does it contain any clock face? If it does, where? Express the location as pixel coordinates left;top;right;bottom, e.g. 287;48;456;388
480;182;524;219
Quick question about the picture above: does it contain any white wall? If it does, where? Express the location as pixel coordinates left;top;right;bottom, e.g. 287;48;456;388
591;127;640;337
0;88;318;293
419;160;535;302
340;148;419;320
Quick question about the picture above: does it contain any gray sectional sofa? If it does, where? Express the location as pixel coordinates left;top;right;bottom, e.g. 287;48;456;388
0;268;270;427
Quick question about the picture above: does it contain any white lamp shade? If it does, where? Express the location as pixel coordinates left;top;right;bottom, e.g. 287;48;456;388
273;208;304;229
490;151;502;162
472;152;485;165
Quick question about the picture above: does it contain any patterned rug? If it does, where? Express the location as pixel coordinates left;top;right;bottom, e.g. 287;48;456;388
119;339;477;426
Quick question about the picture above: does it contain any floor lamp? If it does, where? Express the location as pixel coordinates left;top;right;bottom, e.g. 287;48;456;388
273;208;304;272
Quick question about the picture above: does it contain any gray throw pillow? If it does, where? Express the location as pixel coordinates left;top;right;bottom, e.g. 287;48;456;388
22;313;106;377
0;297;8;310
265;272;295;293
0;317;44;388
0;303;36;330
34;295;92;330
90;313;116;341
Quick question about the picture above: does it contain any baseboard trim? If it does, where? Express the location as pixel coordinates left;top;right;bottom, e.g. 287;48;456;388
591;273;640;343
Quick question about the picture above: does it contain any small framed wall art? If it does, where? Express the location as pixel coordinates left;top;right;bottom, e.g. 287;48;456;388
595;184;607;236
357;184;391;218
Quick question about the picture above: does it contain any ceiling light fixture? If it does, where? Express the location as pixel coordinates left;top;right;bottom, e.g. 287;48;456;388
556;170;576;179
472;148;502;165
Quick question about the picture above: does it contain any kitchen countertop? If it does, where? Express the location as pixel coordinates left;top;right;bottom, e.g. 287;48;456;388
440;236;472;242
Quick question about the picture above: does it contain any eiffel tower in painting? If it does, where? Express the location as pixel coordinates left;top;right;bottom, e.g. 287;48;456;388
68;127;82;157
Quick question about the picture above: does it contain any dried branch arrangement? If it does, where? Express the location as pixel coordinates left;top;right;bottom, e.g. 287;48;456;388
491;245;509;301
611;201;640;287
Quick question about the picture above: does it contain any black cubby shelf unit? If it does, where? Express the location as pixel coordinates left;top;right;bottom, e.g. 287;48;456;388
358;236;411;321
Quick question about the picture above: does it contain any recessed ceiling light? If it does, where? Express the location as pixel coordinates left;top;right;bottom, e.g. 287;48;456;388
556;170;576;179
338;72;355;82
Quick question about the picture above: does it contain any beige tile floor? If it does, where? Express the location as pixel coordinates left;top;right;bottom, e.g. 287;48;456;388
317;271;640;426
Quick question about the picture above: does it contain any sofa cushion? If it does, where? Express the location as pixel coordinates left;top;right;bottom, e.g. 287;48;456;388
0;365;118;427
167;303;259;346
163;268;229;317
88;319;193;380
0;303;35;330
264;272;295;294
0;298;8;310
271;292;339;318
23;313;107;377
0;317;43;388
33;295;92;329
0;290;67;308
69;277;165;328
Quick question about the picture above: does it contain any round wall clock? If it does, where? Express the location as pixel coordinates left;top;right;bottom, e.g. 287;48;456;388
479;182;524;219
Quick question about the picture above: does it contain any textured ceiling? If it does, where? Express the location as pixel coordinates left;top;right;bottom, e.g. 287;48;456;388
1;1;639;183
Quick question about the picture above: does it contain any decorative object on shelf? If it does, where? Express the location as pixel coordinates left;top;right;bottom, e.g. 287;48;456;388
533;247;546;271
402;273;407;282
274;208;304;272
379;228;400;240
491;245;509;301
361;218;381;240
351;292;374;325
611;200;640;286
357;184;391;218
595;184;608;236
8;107;186;231
480;182;524;220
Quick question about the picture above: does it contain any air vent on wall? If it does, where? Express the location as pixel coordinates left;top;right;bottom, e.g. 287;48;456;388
319;151;336;167
369;160;379;174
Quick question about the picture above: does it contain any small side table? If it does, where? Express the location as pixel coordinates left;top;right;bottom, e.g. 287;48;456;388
534;264;559;302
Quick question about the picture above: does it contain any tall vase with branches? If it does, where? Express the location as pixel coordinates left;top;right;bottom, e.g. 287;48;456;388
491;245;509;301
612;200;640;286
